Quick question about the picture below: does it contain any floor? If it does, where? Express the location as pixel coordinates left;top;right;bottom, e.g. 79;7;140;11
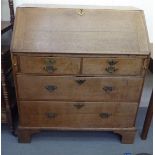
1;72;153;155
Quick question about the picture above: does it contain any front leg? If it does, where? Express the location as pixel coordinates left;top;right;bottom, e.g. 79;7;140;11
18;128;40;143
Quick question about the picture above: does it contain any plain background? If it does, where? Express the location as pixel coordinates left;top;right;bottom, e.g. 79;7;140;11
1;0;153;42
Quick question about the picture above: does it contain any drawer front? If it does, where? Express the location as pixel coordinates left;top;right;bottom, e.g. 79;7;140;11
19;101;138;128
19;56;81;74
83;58;144;75
17;75;143;102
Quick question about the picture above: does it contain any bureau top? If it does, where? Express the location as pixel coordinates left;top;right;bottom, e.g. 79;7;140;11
11;6;150;55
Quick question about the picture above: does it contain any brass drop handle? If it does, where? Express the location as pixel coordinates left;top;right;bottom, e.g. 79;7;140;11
105;66;118;74
99;112;111;119
103;86;113;93
73;103;85;109
43;58;57;73
45;112;57;119
107;59;118;66
78;9;85;16
43;66;57;73
75;79;86;85
45;85;57;92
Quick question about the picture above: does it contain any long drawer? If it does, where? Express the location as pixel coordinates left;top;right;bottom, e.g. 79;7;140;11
17;75;143;102
19;101;138;128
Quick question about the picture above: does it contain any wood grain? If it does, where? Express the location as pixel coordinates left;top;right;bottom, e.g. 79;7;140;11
19;101;137;128
83;57;144;75
11;7;150;55
16;75;143;102
19;56;80;74
10;6;150;143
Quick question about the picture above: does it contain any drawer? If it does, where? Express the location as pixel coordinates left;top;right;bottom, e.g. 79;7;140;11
17;75;143;102
83;57;144;75
19;56;81;74
19;101;138;128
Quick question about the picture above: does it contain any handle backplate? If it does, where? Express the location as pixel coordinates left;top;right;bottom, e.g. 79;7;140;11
45;112;57;119
75;79;86;85
43;58;57;73
105;66;118;74
45;85;57;92
78;9;85;16
73;103;85;109
103;86;113;93
107;59;118;66
99;112;111;119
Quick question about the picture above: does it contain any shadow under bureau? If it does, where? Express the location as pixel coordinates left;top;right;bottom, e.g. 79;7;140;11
11;6;150;143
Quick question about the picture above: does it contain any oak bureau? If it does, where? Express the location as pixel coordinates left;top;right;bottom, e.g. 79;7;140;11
11;5;150;143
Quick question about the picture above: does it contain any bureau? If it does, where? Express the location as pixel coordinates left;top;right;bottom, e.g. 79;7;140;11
11;6;150;143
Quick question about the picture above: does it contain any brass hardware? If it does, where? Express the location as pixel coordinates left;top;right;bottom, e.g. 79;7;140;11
43;66;57;73
107;59;118;66
13;63;17;66
78;9;85;16
12;56;18;72
105;66;118;73
73;103;85;109
99;112;111;119
75;79;86;85
43;58;57;73
105;59;118;73
103;86;113;93
45;112;57;119
45;85;57;92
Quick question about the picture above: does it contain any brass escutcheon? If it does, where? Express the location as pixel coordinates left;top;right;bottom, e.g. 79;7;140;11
78;9;85;16
45;85;57;92
105;66;118;74
103;86;113;93
45;112;57;119
73;103;85;109
99;112;111;119
43;58;57;73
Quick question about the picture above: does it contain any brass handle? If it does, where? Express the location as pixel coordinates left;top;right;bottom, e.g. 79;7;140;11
107;59;118;66
45;85;57;92
73;103;85;109
43;66;57;73
99;112;111;119
75;79;86;85
105;66;118;73
45;112;57;119
103;86;113;93
13;63;17;66
78;9;85;16
43;58;57;73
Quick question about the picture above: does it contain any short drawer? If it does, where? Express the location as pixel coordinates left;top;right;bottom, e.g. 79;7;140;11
19;101;138;128
17;75;143;102
19;56;81;74
83;57;144;75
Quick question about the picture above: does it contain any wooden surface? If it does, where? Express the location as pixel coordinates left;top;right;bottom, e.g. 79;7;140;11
1;44;17;130
83;57;145;75
11;7;150;55
19;56;81;74
17;55;146;76
19;101;137;128
11;6;150;144
16;75;143;102
8;0;15;25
